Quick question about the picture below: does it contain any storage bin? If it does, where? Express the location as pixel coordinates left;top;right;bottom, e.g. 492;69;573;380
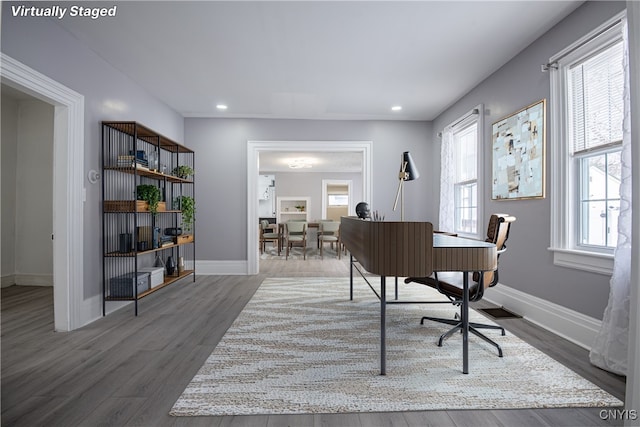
139;267;164;288
173;234;194;244
109;272;150;298
104;201;166;212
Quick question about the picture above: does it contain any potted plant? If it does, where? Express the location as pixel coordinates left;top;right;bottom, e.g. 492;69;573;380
179;195;196;232
172;165;194;180
136;184;161;215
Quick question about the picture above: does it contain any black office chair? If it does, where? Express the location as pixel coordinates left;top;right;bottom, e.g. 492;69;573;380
405;214;516;357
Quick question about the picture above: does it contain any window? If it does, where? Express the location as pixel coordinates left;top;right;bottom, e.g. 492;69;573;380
579;150;621;248
453;123;478;235
328;194;348;206
439;106;482;237
571;42;623;249
549;13;625;274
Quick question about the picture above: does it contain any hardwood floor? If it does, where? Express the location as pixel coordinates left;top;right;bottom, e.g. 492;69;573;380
1;260;626;426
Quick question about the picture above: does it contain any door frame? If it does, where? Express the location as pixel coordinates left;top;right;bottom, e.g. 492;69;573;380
322;179;353;220
247;140;372;274
1;53;85;331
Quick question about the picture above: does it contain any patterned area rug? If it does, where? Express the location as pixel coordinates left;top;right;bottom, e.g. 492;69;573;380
170;277;622;416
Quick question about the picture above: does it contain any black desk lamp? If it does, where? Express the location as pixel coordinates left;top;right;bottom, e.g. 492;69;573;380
392;151;419;221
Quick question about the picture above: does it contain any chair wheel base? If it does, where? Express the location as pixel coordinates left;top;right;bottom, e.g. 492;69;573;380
421;315;504;358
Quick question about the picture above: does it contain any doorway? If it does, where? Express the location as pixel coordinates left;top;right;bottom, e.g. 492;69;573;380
1;86;54;295
322;179;352;221
1;53;84;331
247;140;372;275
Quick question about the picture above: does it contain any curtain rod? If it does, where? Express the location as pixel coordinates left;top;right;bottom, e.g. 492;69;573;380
452;108;479;128
438;108;479;137
542;15;624;72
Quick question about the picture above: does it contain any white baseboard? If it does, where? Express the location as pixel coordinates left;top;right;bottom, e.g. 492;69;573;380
12;273;54;287
2;275;16;288
195;260;248;275
81;261;247;326
485;283;602;351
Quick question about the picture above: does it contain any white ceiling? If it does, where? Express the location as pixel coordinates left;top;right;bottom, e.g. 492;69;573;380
53;0;584;121
259;151;363;173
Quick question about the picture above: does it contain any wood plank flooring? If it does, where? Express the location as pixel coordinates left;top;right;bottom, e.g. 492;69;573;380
1;259;626;426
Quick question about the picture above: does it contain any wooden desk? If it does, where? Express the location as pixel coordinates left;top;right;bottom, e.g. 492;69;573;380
340;216;496;375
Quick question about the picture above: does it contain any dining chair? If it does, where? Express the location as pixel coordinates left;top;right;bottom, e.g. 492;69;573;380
285;221;307;260
405;214;516;357
259;220;280;255
318;221;341;259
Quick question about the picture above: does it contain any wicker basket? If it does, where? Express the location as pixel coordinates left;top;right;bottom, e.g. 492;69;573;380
173;234;194;244
104;200;166;212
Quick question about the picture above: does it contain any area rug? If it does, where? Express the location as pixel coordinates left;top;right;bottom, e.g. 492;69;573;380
170;277;622;416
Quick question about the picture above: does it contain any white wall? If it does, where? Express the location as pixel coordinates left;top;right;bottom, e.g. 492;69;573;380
1;93;54;287
15;99;55;285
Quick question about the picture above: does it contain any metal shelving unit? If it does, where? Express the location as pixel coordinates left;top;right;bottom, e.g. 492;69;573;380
101;121;195;316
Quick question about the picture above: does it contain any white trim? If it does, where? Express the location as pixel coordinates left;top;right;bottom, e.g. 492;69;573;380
476;104;484;241
550;247;614;276
247;140;373;275
625;1;640;417
276;196;311;223
1;53;85;332
14;274;54;287
443;104;483;239
1;275;16;288
196;260;248;275
548;14;625;273
485;283;602;351
549;11;626;64
85;293;128;318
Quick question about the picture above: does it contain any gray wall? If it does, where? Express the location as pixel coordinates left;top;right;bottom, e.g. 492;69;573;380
431;1;627;319
1;94;19;283
271;171;363;220
1;1;626;322
1;6;184;302
185;118;433;261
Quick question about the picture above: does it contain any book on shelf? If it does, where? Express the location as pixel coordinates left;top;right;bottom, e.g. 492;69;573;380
117;157;149;169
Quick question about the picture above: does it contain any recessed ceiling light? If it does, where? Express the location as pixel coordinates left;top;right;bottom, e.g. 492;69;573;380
391;105;402;111
216;104;228;110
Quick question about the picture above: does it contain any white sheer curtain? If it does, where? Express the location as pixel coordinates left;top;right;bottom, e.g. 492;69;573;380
590;19;633;376
439;128;455;232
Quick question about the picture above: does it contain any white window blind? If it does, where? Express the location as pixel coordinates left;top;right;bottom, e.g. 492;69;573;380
569;40;624;154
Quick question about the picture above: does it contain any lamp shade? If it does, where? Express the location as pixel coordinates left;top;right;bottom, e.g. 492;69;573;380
401;151;419;181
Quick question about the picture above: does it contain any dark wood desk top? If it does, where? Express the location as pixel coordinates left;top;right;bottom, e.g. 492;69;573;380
340;217;434;277
340;216;496;276
432;233;496;272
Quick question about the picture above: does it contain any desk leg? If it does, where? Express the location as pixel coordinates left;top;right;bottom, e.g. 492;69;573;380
462;272;469;374
349;255;354;301
381;276;386;375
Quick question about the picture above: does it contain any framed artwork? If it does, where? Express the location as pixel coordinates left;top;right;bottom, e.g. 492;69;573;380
491;99;546;200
